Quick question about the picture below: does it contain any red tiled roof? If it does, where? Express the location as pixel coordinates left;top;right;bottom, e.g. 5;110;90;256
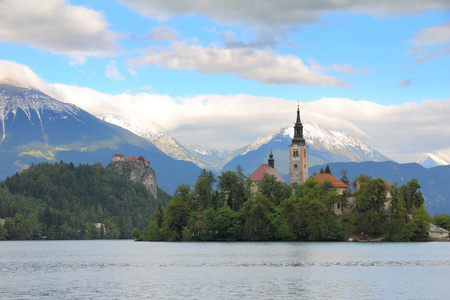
313;173;349;188
249;164;285;183
113;153;124;157
125;157;133;161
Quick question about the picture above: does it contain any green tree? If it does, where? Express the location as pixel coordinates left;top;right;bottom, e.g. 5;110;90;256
160;191;191;241
432;213;450;231
194;169;216;210
399;179;425;210
386;183;409;240
218;170;247;211
351;178;388;238
242;195;272;241
257;174;292;205
409;206;430;241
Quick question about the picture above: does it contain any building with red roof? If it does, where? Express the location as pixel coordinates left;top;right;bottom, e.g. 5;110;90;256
312;173;351;215
249;152;286;195
312;173;349;195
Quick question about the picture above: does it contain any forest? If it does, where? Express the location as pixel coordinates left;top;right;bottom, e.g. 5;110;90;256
0;161;170;240
135;167;436;242
1;162;446;242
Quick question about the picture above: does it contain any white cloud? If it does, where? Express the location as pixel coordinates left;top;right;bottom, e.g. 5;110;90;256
105;60;125;80
1;60;449;163
146;25;178;41
408;21;450;64
396;78;411;87
119;0;450;26
127;41;349;86
410;21;450;46
309;60;372;75
0;0;121;58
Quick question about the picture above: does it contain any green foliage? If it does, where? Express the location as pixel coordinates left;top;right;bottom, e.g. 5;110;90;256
0;161;165;240
136;169;433;242
432;213;450;231
398;178;425;210
257;174;292;205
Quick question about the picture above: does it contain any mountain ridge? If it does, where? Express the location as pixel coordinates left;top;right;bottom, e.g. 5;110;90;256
98;114;390;175
0;82;201;194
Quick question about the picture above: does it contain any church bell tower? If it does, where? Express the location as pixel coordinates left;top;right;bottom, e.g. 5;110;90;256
289;106;308;186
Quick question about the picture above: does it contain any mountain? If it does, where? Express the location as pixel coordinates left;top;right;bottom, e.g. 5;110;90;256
0;80;201;194
221;122;390;177
97;114;241;170
417;153;449;168
310;161;450;215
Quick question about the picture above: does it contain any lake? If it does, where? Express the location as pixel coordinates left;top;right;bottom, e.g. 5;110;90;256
0;240;449;299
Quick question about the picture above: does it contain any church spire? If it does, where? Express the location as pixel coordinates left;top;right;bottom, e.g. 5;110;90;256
290;105;305;146
268;150;274;168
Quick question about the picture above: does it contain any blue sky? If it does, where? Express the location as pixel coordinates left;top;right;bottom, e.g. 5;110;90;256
0;0;449;163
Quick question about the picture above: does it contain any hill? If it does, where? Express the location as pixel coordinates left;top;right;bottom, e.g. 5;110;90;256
0;161;171;240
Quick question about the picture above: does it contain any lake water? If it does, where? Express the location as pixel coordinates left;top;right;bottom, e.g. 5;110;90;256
1;240;449;299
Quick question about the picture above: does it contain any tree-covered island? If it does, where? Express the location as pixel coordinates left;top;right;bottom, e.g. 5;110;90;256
134;166;439;242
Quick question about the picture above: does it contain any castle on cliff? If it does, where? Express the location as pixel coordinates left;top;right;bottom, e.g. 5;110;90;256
112;154;149;166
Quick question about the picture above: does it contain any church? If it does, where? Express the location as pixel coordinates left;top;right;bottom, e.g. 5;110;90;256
249;106;309;187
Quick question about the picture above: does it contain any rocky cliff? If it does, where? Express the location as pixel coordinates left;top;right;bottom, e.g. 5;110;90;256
107;160;158;200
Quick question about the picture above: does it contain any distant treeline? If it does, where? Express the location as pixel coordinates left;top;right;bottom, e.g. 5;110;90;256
134;167;434;242
0;161;170;240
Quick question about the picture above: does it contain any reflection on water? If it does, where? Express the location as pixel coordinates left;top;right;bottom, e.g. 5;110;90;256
0;241;449;299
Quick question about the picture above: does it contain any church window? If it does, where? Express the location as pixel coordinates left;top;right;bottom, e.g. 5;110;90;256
303;149;306;157
293;150;299;157
294;164;297;168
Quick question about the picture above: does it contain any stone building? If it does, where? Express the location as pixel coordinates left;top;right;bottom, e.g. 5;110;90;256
289;106;308;186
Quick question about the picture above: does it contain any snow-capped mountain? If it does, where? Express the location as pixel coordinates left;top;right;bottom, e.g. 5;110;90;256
97;114;238;170
417;153;449;168
0;81;201;194
222;122;390;176
0;79;84;147
99;112;391;176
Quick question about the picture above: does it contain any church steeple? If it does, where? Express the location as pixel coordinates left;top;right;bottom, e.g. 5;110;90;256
268;151;274;168
290;106;305;146
288;105;308;186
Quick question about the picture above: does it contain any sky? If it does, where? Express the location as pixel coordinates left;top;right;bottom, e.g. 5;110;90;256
0;0;449;163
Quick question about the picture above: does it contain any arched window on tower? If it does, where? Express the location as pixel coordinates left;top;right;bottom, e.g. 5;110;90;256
294;164;298;168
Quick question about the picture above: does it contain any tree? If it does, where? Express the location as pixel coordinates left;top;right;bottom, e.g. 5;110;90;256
409;207;430;241
257;174;292;205
351;178;388;238
218;170;247;211
324;165;332;174
432;213;450;231
340;170;349;186
351;174;372;193
386;183;409;240
160;194;191;241
194;169;216;210
242;195;272;241
398;179;424;210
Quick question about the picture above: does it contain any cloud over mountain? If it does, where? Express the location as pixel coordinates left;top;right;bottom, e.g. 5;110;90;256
1;60;449;163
